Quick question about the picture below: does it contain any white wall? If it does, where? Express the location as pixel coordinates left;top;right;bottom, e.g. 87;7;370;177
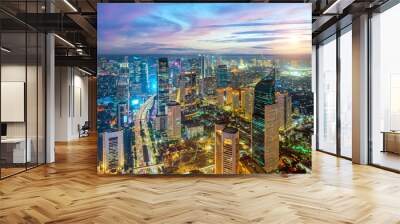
55;67;89;141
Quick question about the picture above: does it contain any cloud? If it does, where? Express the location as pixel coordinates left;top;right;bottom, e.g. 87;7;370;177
199;20;310;28
251;46;272;50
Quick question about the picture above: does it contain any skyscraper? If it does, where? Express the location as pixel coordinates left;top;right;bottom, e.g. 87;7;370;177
156;58;169;131
101;131;125;174
241;87;254;120
264;104;280;172
167;101;181;139
276;92;292;129
214;121;227;174
216;65;229;88
232;90;240;111
216;88;225;106
225;87;233;105
140;61;148;94
251;70;276;167
222;127;240;174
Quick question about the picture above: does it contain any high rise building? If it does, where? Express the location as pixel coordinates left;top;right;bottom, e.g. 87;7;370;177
156;58;169;131
129;57;142;96
225;87;233;105
264;104;280;172
216;88;225;106
214;121;227;174
222;127;240;174
216;65;229;88
101;131;124;174
117;103;128;128
232;90;240;111
167;101;181;139
241;87;254;120
251;70;276;167
140;62;148;94
276;92;292;129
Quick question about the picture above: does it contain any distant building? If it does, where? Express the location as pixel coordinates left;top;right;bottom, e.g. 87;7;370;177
252;70;276;167
183;121;204;139
221;127;240;174
225;87;233;105
216;88;225;106
216;65;229;88
241;87;254;120
117;103;128;128
101;131;124;174
167;101;182;139
232;90;240;111
214;121;227;174
140;62;148;94
203;76;216;95
156;58;169;131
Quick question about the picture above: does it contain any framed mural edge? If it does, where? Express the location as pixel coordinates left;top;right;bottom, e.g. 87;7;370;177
97;3;313;175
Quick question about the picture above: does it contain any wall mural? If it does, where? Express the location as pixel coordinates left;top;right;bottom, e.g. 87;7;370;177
97;3;313;175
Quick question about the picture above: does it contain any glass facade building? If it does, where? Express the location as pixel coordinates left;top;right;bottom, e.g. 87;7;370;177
251;70;276;166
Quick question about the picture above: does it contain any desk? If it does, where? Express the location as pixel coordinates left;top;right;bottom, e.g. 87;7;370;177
1;138;31;163
382;131;400;154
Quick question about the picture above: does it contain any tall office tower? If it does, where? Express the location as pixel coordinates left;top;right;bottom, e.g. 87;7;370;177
251;70;276;167
221;127;240;174
128;57;142;96
117;103;128;128
167;101;181;139
156;58;169;131
232;90;240;111
200;55;206;79
123;128;134;172
241;87;254;120
276;92;292;129
216;88;225;106
225;87;233;105
102;130;125;174
214;121;227;174
216;65;229;88
264;104;280;172
140;62;148;94
116;78;129;100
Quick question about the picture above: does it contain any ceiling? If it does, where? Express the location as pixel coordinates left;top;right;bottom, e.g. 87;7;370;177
0;0;393;74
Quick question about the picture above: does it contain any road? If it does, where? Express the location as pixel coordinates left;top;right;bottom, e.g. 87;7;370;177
133;95;163;174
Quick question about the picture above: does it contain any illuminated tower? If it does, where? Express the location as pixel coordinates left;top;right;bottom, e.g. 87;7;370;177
222;127;240;174
140;61;148;94
232;90;240;111
241;87;254;120
167;101;181;139
216;88;225;106
156;58;169;131
214;121;227;174
216;65;229;88
225;87;233;105
251;69;276;167
101;131;124;174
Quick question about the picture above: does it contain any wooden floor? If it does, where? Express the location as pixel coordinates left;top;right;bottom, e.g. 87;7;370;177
0;136;400;224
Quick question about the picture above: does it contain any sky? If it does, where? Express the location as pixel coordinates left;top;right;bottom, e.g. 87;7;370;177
98;3;311;55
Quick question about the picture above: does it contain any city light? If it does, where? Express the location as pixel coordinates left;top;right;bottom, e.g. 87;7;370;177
96;3;313;175
132;99;139;105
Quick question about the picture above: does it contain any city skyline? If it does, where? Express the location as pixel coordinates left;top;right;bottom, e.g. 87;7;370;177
98;3;311;55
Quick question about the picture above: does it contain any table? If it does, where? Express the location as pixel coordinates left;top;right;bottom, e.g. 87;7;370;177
1;138;31;164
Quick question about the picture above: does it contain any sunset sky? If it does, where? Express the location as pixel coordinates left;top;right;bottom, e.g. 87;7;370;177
98;3;311;55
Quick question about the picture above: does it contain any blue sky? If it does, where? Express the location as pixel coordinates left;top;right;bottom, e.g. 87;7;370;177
98;3;311;55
